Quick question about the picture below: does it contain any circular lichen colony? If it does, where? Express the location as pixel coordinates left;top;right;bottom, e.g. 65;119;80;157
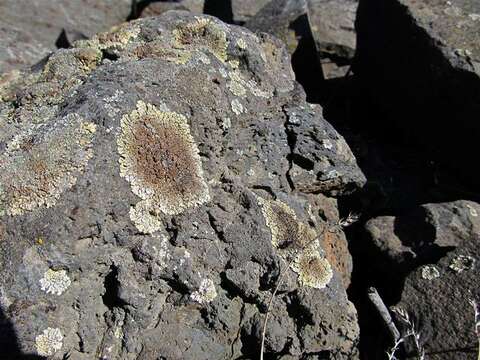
259;197;333;289
0;115;96;216
117;101;210;232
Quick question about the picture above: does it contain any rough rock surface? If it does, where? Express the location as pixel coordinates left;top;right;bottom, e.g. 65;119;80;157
307;0;358;60
0;11;365;359
138;0;204;19
394;201;480;359
245;0;323;95
354;0;480;185
364;200;479;274
231;0;271;24
0;0;133;73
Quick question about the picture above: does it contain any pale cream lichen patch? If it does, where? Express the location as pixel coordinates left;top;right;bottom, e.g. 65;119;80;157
421;265;441;280
117;101;209;232
173;17;229;62
227;70;272;99
231;99;244;115
190;278;217;304
291;248;333;289
35;327;63;356
258;197;333;289
0;114;96;216
39;269;71;295
449;255;475;273
236;38;247;50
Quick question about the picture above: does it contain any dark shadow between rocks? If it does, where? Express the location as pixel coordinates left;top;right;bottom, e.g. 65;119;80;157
0;307;44;360
203;0;234;24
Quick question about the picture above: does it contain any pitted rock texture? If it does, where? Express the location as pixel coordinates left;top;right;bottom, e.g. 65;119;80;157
394;201;480;359
0;0;133;73
0;12;364;359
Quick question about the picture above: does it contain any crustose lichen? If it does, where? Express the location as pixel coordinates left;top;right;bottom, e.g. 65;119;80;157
117;101;210;233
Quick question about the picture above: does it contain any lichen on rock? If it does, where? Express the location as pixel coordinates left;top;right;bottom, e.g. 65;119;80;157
117;101;210;231
258;197;333;289
173;17;228;62
39;269;72;296
0;114;96;216
35;327;63;356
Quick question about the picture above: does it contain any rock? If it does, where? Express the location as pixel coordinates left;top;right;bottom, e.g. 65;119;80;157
394;201;480;359
354;0;480;186
231;0;271;24
307;0;358;61
138;0;204;18
0;12;365;359
245;0;323;94
0;0;133;73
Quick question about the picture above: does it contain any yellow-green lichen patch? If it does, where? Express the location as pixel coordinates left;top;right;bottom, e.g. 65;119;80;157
173;17;229;62
0;69;22;102
76;23;140;51
259;197;333;289
132;41;193;64
0;115;96;216
117;101;210;231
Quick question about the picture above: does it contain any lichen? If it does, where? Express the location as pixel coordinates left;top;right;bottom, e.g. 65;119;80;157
231;99;244;115
258;197;333;289
76;23;140;51
227;70;272;98
291;248;333;289
35;327;63;356
173;17;229;62
132;41;193;64
39;269;71;295
449;255;475;273
421;265;441;280
0;114;96;216
190;278;217;304
117;101;210;232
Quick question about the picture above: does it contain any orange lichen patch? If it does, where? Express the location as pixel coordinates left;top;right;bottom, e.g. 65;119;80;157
173;17;228;62
117;101;209;230
0;114;96;216
259;197;333;289
323;230;351;288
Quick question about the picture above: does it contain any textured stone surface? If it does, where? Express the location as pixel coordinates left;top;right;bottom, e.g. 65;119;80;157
231;0;271;23
0;0;132;73
354;0;480;185
138;0;204;18
394;201;480;359
307;0;358;60
0;12;365;359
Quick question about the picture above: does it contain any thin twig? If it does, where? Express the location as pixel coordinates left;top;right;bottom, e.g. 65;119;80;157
469;299;480;360
367;287;401;342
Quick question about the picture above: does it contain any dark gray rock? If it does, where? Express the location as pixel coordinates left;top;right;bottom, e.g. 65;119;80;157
354;0;480;185
138;0;204;19
307;0;358;60
244;0;325;99
0;0;133;73
231;0;271;24
394;200;480;359
0;12;364;359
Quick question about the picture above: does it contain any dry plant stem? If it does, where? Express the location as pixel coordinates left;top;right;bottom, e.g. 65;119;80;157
259;222;336;360
469;299;480;360
367;287;401;342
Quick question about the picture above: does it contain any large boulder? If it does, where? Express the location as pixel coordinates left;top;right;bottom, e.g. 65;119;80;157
354;0;480;186
0;0;133;73
0;11;365;359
